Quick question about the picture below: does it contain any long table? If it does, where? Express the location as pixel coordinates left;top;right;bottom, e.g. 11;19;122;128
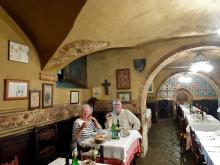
79;130;142;165
195;131;220;165
180;105;220;132
180;105;220;165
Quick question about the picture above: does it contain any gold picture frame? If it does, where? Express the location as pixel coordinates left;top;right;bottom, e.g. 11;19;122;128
8;40;29;63
116;68;130;89
117;91;131;103
42;83;53;108
29;90;40;110
4;79;29;100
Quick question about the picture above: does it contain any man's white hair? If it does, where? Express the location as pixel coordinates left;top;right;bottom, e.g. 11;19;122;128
112;99;122;105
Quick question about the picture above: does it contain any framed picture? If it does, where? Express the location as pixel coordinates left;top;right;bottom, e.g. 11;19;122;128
92;87;102;99
4;79;29;100
42;83;53;108
29;90;40;110
148;83;154;93
116;68;130;89
8;40;29;63
117;91;131;103
70;91;79;104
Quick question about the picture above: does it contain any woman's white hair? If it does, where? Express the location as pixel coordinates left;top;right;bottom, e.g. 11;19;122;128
81;104;93;112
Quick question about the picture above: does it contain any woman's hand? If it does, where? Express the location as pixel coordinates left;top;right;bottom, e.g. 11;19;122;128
89;116;102;129
81;122;88;129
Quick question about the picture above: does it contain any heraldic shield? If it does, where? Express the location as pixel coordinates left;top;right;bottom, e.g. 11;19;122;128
133;58;146;72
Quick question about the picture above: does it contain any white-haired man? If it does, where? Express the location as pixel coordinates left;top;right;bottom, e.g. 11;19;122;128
105;99;141;130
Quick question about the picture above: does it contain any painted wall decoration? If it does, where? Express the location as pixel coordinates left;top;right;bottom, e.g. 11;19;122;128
157;74;216;99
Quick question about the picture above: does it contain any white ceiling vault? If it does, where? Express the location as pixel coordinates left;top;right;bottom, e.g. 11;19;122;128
1;0;220;72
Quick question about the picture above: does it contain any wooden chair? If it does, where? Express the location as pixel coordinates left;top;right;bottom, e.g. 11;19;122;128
1;156;18;165
77;142;104;163
178;116;187;154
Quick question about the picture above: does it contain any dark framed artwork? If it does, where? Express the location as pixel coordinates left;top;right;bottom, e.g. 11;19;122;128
117;91;131;103
42;83;53;108
4;79;29;100
70;91;79;104
29;90;40;110
116;68;130;89
8;40;29;63
147;83;154;93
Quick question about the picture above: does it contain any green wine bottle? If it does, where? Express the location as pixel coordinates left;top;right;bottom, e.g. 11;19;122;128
71;150;79;165
111;123;116;139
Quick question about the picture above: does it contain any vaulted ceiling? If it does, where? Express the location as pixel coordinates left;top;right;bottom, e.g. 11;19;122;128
1;0;220;71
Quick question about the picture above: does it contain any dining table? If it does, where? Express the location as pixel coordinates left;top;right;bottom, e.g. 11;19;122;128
195;131;220;165
48;157;108;165
79;129;142;165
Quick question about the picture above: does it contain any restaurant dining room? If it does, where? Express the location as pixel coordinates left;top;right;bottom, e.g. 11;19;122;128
1;1;220;165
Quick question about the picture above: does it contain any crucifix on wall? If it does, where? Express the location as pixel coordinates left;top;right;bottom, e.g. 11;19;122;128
102;79;111;95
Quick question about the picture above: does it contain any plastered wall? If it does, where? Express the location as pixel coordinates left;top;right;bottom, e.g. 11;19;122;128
0;8;90;113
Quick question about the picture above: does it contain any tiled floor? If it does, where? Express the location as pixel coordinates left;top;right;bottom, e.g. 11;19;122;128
136;117;195;165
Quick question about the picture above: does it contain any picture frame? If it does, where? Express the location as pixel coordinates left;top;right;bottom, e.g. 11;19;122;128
116;68;130;89
42;83;53;108
117;91;131;103
29;90;40;110
4;79;29;100
92;87;102;99
148;83;154;93
8;40;29;63
70;91;79;104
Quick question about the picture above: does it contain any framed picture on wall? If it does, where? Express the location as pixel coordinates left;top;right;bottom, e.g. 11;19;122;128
42;83;53;108
148;83;154;93
92;87;102;99
29;90;40;110
70;91;79;104
8;40;29;63
117;91;131;103
4;79;29;100
116;68;130;89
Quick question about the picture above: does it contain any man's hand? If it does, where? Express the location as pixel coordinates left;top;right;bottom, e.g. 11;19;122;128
105;113;112;121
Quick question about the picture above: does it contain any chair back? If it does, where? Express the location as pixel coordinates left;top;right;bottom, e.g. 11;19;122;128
1;156;18;165
77;143;104;163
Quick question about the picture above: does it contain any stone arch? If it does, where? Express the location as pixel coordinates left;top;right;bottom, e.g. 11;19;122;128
138;41;220;131
138;43;220;155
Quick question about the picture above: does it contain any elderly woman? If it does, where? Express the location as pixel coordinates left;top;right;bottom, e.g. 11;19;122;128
72;104;102;149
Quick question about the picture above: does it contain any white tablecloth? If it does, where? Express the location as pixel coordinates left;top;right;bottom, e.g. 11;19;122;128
185;114;220;132
79;130;142;163
195;131;220;165
48;158;108;165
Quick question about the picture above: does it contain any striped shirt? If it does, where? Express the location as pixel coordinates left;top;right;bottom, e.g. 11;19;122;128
72;118;100;149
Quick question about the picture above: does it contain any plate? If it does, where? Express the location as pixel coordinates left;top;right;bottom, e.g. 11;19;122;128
81;160;95;165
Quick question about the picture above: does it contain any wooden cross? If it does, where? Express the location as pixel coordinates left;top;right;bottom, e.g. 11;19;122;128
102;79;111;95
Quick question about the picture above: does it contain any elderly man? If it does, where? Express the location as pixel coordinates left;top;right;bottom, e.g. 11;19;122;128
105;99;141;130
72;104;102;149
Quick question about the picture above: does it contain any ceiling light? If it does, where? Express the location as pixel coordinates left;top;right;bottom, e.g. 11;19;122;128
189;51;213;72
178;74;192;83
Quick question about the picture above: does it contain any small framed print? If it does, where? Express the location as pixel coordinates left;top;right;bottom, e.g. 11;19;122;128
42;83;53;108
29;90;40;110
148;83;154;93
4;79;29;100
70;91;79;104
117;91;131;103
8;40;29;63
116;68;130;89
